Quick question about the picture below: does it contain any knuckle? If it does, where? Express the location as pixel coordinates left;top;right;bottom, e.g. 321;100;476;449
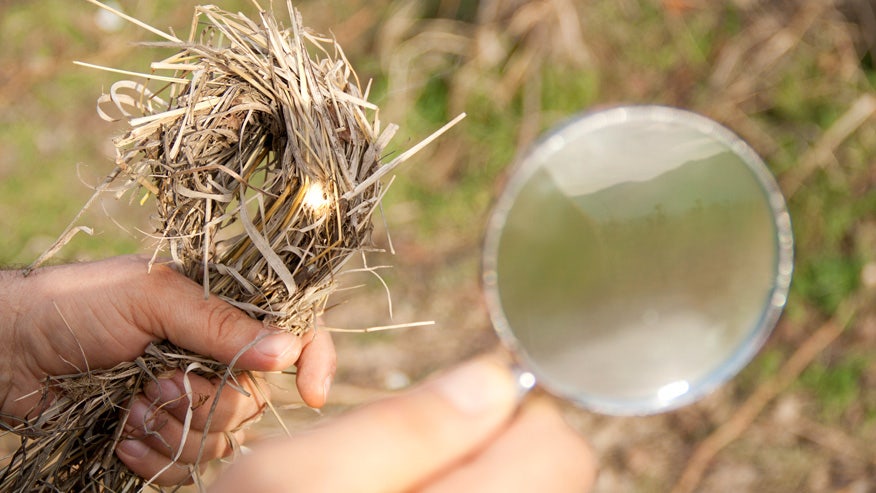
206;302;248;344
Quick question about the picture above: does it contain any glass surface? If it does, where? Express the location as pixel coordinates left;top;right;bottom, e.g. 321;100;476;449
483;106;793;415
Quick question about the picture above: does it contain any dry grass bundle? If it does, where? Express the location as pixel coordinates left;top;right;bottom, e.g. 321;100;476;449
1;1;460;490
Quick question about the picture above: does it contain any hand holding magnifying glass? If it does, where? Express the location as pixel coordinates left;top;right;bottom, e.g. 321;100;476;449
483;106;794;415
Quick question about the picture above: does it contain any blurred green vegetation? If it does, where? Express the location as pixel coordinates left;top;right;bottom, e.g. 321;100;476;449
800;353;870;422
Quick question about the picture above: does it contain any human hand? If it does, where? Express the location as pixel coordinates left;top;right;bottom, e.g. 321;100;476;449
210;355;596;493
0;255;336;484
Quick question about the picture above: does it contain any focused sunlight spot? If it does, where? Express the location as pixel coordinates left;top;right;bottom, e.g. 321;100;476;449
303;181;330;211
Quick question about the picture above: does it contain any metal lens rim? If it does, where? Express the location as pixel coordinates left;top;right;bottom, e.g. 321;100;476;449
481;105;794;415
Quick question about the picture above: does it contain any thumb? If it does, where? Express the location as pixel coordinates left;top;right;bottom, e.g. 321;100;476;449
210;355;519;493
142;260;304;372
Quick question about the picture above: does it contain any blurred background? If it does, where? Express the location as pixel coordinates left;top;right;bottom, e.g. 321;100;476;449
1;0;875;491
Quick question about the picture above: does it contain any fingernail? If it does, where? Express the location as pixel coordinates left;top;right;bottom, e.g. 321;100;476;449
128;398;166;434
116;438;150;459
145;377;185;409
254;329;300;361
430;358;516;415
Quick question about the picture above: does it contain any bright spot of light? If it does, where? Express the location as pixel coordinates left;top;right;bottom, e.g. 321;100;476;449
513;369;537;398
657;380;690;403
519;371;537;390
303;181;330;211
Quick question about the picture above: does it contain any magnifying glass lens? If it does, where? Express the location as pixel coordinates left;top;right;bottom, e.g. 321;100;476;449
483;106;793;415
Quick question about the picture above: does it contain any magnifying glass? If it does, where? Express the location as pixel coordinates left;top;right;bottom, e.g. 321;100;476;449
482;105;794;415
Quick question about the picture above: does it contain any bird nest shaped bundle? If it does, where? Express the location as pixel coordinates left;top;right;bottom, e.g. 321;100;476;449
1;2;460;491
113;5;395;331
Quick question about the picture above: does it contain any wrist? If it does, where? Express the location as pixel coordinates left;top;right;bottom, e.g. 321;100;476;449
0;267;26;416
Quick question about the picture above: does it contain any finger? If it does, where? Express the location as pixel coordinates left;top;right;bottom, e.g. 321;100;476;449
295;330;336;408
418;396;597;493
115;436;197;486
210;355;519;493
120;395;246;465
143;370;268;431
137;258;305;371
18;256;302;374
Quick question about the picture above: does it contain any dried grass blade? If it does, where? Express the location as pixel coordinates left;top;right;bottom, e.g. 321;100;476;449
85;0;182;43
73;61;190;84
237;191;299;295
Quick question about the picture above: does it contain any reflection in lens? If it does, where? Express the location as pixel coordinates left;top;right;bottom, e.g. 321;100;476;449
483;107;793;415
